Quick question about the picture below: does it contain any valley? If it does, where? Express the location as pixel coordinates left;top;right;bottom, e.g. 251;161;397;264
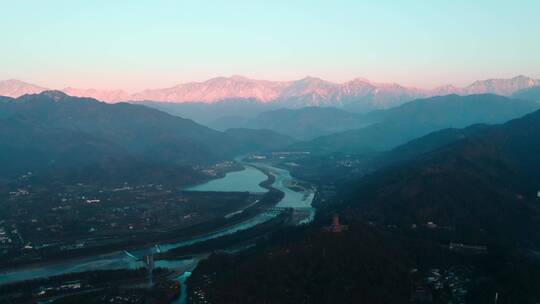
0;157;316;303
2;88;540;303
4;2;540;303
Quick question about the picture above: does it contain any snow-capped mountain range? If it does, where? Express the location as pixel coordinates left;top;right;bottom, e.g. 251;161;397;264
0;79;48;98
1;75;539;111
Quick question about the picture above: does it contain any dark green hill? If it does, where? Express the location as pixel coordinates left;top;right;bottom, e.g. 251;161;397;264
0;91;294;185
333;109;540;248
186;106;540;304
0;96;13;103
377;124;490;166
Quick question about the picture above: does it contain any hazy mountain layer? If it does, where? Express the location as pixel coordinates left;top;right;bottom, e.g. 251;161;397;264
513;85;540;102
211;107;374;140
292;94;540;153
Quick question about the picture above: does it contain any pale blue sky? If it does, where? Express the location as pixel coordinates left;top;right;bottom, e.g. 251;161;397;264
2;0;539;91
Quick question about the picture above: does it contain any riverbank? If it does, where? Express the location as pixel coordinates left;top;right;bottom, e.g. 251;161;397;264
0;161;289;284
0;160;315;304
157;210;292;260
0;196;264;272
1;162;280;271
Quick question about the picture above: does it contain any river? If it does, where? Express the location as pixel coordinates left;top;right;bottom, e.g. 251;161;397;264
184;165;268;193
0;161;315;292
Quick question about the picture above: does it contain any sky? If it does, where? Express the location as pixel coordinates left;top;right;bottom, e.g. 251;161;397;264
2;0;540;92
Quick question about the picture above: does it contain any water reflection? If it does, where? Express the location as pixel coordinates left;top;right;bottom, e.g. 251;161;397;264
184;166;268;193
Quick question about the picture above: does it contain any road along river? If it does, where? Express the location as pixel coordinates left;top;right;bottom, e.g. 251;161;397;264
0;161;315;286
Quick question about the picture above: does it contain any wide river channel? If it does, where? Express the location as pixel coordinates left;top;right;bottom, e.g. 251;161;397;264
0;161;315;289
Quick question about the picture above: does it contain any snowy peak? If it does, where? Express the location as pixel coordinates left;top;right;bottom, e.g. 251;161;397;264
280;77;338;100
62;87;131;103
132;76;290;103
130;75;424;107
0;79;47;98
1;75;539;111
432;84;464;96
463;75;540;96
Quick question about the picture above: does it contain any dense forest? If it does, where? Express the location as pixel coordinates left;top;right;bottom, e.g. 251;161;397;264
187;109;540;303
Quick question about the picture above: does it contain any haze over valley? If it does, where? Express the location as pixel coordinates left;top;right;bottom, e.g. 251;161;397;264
3;1;540;303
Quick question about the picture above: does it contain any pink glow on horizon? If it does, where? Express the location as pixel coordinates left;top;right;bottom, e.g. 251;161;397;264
2;75;538;103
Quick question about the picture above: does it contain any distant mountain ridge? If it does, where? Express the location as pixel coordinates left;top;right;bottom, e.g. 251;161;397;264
0;79;47;98
512;85;540;102
213;107;373;140
1;75;539;111
291;94;540;153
